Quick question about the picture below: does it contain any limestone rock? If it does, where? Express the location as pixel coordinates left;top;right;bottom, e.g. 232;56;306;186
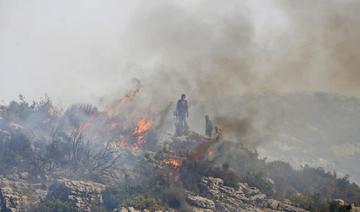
199;176;307;212
186;194;215;210
352;205;360;212
0;178;43;212
47;179;106;211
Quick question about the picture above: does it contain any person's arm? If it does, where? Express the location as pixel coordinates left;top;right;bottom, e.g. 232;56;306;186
186;101;189;117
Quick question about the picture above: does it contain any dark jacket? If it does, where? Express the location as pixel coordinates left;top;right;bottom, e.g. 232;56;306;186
176;99;188;117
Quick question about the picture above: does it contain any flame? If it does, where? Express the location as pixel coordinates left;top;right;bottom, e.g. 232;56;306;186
106;79;142;117
133;118;152;136
109;117;153;153
131;117;153;150
163;158;182;170
113;136;133;149
113;135;142;152
76;114;99;134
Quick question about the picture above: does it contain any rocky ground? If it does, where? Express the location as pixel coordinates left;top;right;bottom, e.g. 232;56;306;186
1;132;359;211
0;176;307;212
0;133;309;212
192;176;307;212
0;178;106;211
0;134;307;212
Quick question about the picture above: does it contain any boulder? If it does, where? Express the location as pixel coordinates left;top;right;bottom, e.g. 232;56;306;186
199;176;308;212
186;194;215;210
114;208;155;212
0;178;43;212
352;205;360;212
47;179;106;211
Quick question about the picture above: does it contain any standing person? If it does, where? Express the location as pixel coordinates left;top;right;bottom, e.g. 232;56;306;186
176;94;189;135
205;115;213;137
215;126;223;142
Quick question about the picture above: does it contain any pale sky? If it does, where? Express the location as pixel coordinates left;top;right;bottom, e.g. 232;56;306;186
0;0;141;105
1;0;359;106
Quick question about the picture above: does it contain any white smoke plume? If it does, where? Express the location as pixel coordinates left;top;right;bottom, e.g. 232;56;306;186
0;0;360;106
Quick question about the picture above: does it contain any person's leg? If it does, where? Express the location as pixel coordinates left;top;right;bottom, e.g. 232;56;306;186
178;115;185;135
175;119;181;136
184;116;189;132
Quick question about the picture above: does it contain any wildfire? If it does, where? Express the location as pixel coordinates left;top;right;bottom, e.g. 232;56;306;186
133;118;152;136
106;79;142;117
162;158;182;170
111;135;141;152
77;117;95;134
109;117;153;153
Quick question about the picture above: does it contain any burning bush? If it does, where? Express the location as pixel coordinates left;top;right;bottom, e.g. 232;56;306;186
1;94;360;212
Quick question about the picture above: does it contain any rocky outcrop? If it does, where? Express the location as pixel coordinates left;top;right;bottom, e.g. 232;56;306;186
114;177;308;212
0;178;107;212
184;176;308;212
186;194;215;210
46;179;106;211
0;178;44;212
115;207;172;212
115;207;140;212
333;200;360;212
352;205;360;212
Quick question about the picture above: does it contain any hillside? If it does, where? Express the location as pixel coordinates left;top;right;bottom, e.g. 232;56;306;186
189;93;360;184
0;95;359;211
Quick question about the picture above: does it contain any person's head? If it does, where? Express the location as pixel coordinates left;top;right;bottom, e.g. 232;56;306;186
181;94;186;100
205;115;209;120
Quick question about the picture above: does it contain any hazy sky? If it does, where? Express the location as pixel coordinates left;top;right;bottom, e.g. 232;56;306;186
1;0;359;106
0;0;141;105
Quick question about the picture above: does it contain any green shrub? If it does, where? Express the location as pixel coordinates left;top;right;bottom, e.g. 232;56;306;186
161;187;191;211
103;184;145;210
122;195;162;210
30;199;75;212
103;181;166;210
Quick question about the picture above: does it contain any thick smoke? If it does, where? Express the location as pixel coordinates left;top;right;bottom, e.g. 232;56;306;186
122;0;360;100
116;0;360;144
1;0;360;105
1;0;360;144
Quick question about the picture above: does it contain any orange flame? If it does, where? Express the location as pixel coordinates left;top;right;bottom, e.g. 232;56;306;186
133;118;152;136
106;79;142;117
110;117;153;153
112;135;140;152
115;139;140;151
163;158;182;170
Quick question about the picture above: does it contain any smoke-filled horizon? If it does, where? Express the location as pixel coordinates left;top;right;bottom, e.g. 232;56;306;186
1;0;360;107
2;0;360;186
